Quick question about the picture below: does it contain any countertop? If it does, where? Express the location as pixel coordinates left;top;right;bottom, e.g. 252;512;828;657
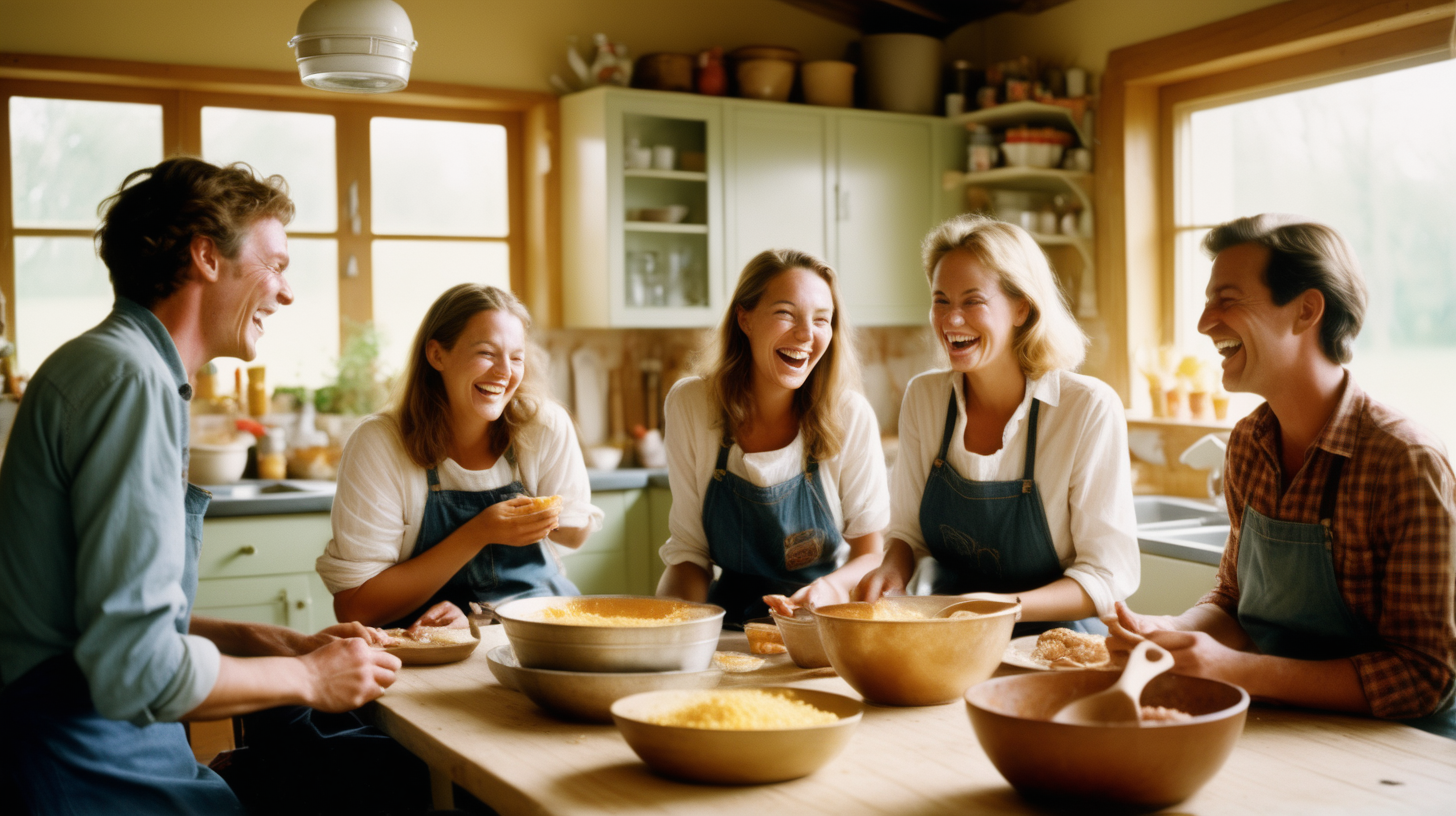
202;470;670;518
370;625;1456;815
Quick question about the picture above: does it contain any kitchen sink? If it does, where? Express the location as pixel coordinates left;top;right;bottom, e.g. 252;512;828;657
1133;495;1225;528
201;479;337;517
1134;496;1229;566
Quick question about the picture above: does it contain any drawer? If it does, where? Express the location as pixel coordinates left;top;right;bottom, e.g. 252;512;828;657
193;573;320;632
199;514;332;580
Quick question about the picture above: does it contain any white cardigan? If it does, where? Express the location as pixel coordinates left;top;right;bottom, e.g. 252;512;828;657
316;404;604;594
887;368;1140;616
658;376;892;572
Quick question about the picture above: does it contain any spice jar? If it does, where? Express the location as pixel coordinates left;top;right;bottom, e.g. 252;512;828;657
257;428;287;481
246;365;269;417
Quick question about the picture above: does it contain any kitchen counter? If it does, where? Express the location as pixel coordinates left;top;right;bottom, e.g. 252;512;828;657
202;470;670;518
371;625;1456;815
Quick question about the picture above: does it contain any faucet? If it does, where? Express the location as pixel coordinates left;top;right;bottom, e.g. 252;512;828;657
1179;433;1228;508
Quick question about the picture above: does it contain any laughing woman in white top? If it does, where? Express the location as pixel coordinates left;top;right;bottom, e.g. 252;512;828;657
318;284;603;629
657;249;891;626
857;215;1138;635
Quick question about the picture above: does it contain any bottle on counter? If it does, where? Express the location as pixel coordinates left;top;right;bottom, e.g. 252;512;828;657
246;365;269;418
257;427;288;481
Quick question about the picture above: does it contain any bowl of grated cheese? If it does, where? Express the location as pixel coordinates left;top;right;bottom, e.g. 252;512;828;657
494;595;725;673
611;686;863;783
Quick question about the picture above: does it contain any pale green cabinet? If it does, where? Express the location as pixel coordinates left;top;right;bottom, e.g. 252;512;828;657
196;514;336;633
557;486;673;596
723;106;832;272
1125;553;1219;616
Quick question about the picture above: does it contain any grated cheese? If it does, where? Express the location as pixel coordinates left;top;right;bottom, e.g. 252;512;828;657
645;690;838;730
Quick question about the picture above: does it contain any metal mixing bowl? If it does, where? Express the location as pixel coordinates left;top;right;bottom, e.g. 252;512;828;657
494;595;725;672
814;596;1018;706
770;610;831;668
965;671;1249;807
611;687;863;784
486;645;723;723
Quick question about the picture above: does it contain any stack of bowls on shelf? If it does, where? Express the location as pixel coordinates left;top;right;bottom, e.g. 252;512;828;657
488;595;725;723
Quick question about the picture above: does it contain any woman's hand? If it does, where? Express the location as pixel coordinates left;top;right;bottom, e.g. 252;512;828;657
854;564;908;603
1104;600;1179;652
764;578;849;616
407;600;467;635
470;496;561;547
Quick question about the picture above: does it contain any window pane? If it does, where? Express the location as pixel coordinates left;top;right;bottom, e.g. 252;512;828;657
210;239;339;391
1181;59;1456;449
370;118;507;237
14;237;114;373
202;107;337;233
9;97;162;229
371;240;510;373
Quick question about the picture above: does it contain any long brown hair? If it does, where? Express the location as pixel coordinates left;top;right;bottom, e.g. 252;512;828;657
701;249;861;461
391;284;547;468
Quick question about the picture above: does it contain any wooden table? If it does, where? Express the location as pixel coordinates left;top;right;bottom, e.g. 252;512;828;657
369;626;1456;815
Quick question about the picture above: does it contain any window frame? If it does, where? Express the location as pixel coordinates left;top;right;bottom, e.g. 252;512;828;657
1094;0;1455;409
0;52;560;363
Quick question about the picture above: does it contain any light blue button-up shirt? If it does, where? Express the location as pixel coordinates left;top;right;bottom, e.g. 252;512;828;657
0;298;220;725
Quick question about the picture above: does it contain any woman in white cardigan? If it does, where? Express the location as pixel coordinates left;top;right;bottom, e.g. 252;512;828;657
857;215;1138;635
319;284;602;629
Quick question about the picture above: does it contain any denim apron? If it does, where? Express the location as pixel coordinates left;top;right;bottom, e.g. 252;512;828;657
1237;457;1455;739
920;395;1097;637
702;437;841;627
385;449;578;628
0;484;243;815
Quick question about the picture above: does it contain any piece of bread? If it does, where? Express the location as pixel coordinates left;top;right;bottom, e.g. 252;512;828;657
1030;627;1110;668
512;494;562;514
744;621;787;654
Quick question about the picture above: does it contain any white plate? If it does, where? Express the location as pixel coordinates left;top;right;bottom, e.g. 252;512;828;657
1001;634;1119;672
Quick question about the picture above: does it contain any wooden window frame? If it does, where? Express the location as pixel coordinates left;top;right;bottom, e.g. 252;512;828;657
0;52;562;359
1094;0;1455;406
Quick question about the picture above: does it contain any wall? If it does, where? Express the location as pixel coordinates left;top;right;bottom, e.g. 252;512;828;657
945;0;1289;76
0;0;858;92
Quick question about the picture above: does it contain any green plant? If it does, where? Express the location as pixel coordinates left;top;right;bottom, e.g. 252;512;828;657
318;320;390;416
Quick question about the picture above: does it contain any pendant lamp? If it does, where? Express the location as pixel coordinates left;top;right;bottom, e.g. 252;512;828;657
288;0;418;94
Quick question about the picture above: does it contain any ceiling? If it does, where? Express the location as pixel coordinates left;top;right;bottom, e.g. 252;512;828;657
776;0;1073;38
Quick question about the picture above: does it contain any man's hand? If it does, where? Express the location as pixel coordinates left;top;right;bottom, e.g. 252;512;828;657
1144;629;1251;684
287;621;391;654
407;600;467;635
470;497;560;547
1104;601;1179;652
298;638;401;712
854;564;907;603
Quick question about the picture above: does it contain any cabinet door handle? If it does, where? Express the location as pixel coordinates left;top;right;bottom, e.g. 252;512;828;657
238;545;256;556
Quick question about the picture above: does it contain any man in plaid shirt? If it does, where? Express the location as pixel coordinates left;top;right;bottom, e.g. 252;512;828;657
1111;215;1454;737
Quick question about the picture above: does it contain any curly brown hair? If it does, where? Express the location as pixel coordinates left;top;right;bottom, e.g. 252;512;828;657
96;157;294;307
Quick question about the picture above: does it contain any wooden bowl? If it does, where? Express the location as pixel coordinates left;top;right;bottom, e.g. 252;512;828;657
632;52;694;92
486;645;723;723
611;687;862;784
814;597;1017;706
965;671;1249;807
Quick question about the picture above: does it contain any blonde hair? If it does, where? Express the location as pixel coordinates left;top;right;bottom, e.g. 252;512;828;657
390;284;548;469
922;214;1087;377
701;249;861;461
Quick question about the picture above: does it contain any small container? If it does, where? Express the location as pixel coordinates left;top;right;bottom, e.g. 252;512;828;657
1065;67;1088;98
1037;209;1059;236
651;145;676;171
625;137;652;170
246;365;268;417
257;428;287;480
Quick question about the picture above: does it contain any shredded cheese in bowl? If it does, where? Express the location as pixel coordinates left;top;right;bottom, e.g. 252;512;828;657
645;689;839;730
532;600;701;626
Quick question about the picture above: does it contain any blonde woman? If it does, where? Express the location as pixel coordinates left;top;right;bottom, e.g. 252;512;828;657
657;249;890;626
320;284;602;629
857;215;1138;636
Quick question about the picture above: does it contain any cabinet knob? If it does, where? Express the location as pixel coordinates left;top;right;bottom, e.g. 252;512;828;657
238;545;257;556
295;599;308;610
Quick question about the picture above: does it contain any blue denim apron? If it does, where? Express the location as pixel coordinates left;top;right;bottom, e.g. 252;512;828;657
385;449;578;628
1237;457;1455;739
920;395;1098;637
0;484;243;815
702;437;841;627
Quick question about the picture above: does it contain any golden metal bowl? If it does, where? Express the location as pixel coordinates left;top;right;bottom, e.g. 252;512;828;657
769;610;830;668
814;596;1018;706
486;645;723;723
494;595;724;673
966;671;1249;807
611;687;863;784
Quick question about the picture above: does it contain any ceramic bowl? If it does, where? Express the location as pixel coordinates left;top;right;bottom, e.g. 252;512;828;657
189;440;252;485
486;645;723;723
381;619;480;666
736;59;795;102
802;60;856;107
494;595;724;673
634;205;689;223
611;687;862;784
769;610;830;668
1001;141;1065;168
965;671;1249;807
814;596;1018;706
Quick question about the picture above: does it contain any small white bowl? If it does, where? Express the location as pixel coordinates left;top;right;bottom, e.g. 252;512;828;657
585;445;623;471
189;440;252;485
1001;142;1065;169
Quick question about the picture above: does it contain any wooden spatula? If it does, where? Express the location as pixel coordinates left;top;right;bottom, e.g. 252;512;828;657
1051;640;1173;724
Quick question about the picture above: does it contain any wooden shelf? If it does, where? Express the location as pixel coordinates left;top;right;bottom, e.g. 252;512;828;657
954;166;1092;193
952;101;1088;146
623;169;708;182
623;221;709;234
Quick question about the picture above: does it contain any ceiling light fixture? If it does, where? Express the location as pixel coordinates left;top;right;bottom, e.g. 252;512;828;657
288;0;418;94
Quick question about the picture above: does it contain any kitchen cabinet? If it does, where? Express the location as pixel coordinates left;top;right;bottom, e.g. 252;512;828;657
562;87;959;328
556;486;672;596
1125;552;1219;616
196;514;335;632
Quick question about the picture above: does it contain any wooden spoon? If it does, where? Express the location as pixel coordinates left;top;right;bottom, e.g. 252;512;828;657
1051;640;1173;724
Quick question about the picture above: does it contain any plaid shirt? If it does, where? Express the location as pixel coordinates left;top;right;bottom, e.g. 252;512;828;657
1202;374;1456;719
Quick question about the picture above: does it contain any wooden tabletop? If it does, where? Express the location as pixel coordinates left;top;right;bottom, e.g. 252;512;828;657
368;626;1456;815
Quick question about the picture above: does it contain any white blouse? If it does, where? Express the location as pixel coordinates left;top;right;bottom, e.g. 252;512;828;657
316;402;604;594
659;376;892;571
887;368;1139;616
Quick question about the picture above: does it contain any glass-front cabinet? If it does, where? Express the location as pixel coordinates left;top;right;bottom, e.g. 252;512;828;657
562;89;724;327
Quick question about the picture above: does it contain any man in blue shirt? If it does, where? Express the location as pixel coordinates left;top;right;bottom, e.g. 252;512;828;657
0;158;405;814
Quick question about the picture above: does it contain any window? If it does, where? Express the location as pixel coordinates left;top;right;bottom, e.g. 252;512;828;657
1;63;540;398
1171;59;1456;449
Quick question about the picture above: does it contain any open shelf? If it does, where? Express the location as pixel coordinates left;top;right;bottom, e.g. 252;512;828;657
624;169;708;182
623;221;709;234
952;101;1088;146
